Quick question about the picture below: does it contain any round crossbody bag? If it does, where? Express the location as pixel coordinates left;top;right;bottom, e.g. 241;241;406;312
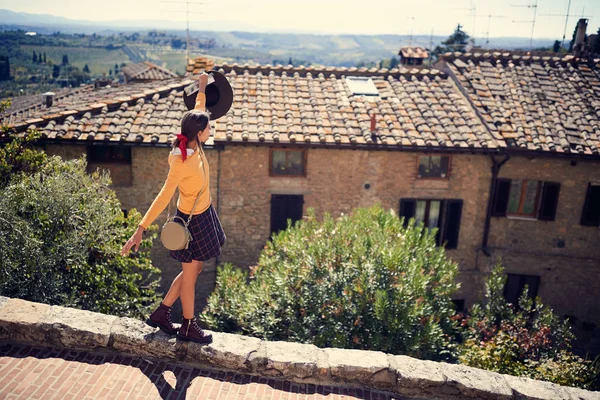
160;147;208;251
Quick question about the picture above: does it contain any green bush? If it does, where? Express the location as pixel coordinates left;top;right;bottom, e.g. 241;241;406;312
0;134;161;318
458;263;596;389
201;205;460;361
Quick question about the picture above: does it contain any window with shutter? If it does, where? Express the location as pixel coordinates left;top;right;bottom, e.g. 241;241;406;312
581;184;600;226
270;194;304;235
399;198;463;249
504;274;540;306
399;198;416;226
442;200;463;249
492;179;511;217
538;182;560;221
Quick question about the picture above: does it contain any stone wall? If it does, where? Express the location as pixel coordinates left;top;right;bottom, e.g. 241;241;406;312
1;297;598;400
44;143;600;354
487;156;600;354
216;146;491;304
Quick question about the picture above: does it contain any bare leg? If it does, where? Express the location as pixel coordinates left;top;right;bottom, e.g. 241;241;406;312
162;261;204;307
180;260;203;319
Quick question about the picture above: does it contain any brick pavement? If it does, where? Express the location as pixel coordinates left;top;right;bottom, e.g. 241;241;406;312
0;342;405;400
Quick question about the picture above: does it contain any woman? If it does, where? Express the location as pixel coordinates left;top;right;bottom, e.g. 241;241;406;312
120;73;225;345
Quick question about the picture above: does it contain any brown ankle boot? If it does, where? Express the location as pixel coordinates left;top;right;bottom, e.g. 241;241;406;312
146;303;178;335
177;318;213;344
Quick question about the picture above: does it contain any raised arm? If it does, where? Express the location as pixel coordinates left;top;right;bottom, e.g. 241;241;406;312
194;73;208;112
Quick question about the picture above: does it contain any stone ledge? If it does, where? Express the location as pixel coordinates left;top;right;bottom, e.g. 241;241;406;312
0;296;598;400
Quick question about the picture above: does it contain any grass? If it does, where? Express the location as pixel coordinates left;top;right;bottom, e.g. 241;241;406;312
21;45;131;75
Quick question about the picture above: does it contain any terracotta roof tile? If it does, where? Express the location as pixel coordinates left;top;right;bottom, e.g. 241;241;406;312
121;61;178;82
440;51;600;155
399;47;429;59
5;58;597;157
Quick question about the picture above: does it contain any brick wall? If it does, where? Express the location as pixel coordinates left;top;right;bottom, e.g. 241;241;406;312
216;145;491;303
487;156;600;354
44;143;600;354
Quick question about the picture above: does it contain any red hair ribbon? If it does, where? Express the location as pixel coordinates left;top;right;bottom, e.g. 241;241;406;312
176;134;188;161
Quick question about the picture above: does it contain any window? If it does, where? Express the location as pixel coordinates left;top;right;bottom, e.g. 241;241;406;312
504;274;540;306
87;145;133;187
452;299;465;313
492;179;560;221
399;198;463;249
507;180;540;216
271;194;303;235
270;149;306;177
417;156;450;178
345;77;379;96
581;184;600;226
88;146;131;164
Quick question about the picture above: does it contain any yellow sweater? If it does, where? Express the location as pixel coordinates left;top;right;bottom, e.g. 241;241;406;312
139;92;211;230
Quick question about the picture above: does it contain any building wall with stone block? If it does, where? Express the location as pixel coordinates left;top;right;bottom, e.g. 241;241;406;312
216;145;492;304
486;156;600;354
44;143;600;352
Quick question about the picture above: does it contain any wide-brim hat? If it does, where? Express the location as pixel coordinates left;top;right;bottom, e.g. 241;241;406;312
183;70;233;120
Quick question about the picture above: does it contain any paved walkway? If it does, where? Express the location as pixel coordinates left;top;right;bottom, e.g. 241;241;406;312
0;342;401;400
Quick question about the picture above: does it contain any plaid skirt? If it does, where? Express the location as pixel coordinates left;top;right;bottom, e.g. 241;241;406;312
169;203;226;263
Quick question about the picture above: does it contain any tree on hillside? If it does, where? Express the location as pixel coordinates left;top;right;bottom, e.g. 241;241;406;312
83;64;90;74
553;40;561;53
432;24;470;58
114;63;119;73
62;54;69;65
52;65;60;79
43;52;47;63
32;51;37;64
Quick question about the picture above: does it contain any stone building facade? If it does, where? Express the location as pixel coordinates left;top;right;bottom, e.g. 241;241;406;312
3;54;600;353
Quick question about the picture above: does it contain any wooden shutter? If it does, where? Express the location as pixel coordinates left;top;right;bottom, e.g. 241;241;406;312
270;194;304;235
492;178;511;217
442;199;463;249
399;198;417;227
538;182;561;221
504;274;540;306
581;184;600;226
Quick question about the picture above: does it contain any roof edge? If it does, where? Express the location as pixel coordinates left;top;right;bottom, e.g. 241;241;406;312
212;63;447;79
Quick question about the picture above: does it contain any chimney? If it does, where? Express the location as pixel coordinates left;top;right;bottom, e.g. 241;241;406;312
573;18;588;58
42;92;55;108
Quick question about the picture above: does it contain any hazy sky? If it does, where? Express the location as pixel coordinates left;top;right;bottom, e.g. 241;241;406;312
2;0;599;38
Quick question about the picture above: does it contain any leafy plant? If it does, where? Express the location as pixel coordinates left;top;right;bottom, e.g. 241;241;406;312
458;262;595;389
201;205;461;361
0;133;161;318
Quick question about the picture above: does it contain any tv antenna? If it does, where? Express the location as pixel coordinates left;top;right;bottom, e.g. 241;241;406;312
454;0;477;46
511;0;538;50
161;0;204;62
481;15;507;49
406;16;416;46
539;0;591;50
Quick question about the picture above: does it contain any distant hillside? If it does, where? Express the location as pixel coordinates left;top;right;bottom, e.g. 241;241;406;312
0;9;556;63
